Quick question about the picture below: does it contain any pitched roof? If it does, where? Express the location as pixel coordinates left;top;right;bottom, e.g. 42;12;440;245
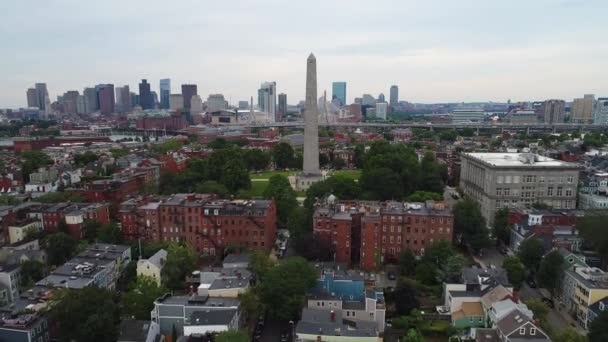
481;285;511;308
452;301;484;320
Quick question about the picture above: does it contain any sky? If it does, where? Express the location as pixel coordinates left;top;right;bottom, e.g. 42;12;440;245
2;0;608;108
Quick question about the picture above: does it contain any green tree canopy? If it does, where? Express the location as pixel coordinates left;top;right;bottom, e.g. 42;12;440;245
43;232;77;266
248;250;276;281
537;250;564;298
244;148;271;171
404;329;425;342
162;243;198;290
50;287;119;342
502;256;525;289
493;208;511;246
553;327;587;342
258;257;317;320
526;298;549;325
37;191;85;203
264;175;297;227
589;310;608;342
20;150;53;182
272;142;295;169
517;238;545;271
394;279;420;315
220;158;251;194
399;249;417;277
73;151;99;166
215;330;249;342
406;191;443;202
122;276;168;320
19;260;46;288
578;211;608;261
453;198;489;253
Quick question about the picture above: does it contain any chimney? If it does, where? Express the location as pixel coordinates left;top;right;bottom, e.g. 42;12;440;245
330;310;335;322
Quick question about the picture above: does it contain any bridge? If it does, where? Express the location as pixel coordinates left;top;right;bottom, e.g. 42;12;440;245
243;121;608;133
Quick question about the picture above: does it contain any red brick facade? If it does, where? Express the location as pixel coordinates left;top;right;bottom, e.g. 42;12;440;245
119;194;277;255
42;203;110;240
313;201;454;271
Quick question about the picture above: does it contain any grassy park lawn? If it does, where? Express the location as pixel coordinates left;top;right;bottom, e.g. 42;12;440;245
332;169;361;180
249;170;298;180
246;169;360;198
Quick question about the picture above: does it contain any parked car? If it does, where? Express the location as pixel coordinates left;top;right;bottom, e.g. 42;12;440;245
387;271;397;281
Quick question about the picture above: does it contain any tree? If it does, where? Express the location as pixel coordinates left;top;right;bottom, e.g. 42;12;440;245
439;129;458;142
319;153;330;168
162;243;198;290
117;261;137;292
399;249;417;276
517;238;545;271
98;222;122;244
50;287;119;342
553;328;587;342
220;159;251;193
360;167;403;200
415;262;438;285
19;260;46;288
394;279;420;315
422;240;466;283
589;310;608;342
537;250;564;298
332;157;346;170
244;149;271;171
526;298;549;325
493;208;511;246
453;198;489;253
0;195;20;205
502;256;525;289
578;211;608;262
73;151;99;166
122;276;168;320
249;250;275;281
264;175;298;227
353;144;365;168
37;191;86;203
272;142;295;169
404;329;424;342
195;180;229;197
83;220;102;243
304;175;361;209
43;232;77;266
406;191;443;202
238;288;263;318
216;331;249;342
20;150;53;182
110;148;129;159
258;257;317;320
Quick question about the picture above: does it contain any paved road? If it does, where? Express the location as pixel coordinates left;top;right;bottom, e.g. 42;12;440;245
477;246;506;269
518;284;584;334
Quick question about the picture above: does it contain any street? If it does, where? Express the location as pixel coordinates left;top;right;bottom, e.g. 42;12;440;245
518;283;584;334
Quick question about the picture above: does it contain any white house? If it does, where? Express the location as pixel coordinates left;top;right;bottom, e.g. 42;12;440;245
136;249;167;285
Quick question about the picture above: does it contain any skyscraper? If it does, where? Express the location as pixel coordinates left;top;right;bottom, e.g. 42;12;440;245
258;82;277;122
169;94;183;111
191;95;203;114
206;94;227;112
571;94;595;124
62;91;80;114
35;83;49;110
375;102;388;120
83;87;98;113
594;98;608;124
181;84;198;110
378;93;385;103
332;82;346;106
390;85;399;107
26;88;38;108
543;99;565;124
138;79;154;110
97;84;115;115
160;79;171;109
278;93;287;121
115;85;132;113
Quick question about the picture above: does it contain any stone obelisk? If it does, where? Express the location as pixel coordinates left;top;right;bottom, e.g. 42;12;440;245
303;53;321;175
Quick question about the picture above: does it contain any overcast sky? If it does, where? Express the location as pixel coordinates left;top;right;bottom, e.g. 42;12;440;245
2;0;608;108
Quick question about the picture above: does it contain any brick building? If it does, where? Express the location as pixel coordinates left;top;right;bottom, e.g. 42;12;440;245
41;203;110;240
71;169;156;204
313;200;454;271
136;114;187;131
119;194;277;255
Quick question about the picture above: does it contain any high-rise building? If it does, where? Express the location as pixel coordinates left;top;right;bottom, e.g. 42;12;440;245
378;93;385;103
160;79;171;109
594;98;608;125
332;82;346;106
571;94;595;124
26;88;38;108
459;153;581;224
295;54;322;191
169;94;184;111
83;87;98;113
115;85;132;113
258;82;276;122
97;84;115;115
389;85;399;107
76;95;86;114
278;93;287;121
206;94;227;112
238;101;250;110
35;83;49;110
190;95;203;114
62;91;80;114
361;94;375;106
138;79;154;110
543;99;565;124
181;84;198;110
375;102;388;120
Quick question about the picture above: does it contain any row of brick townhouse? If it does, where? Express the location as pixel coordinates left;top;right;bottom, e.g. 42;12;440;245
119;194;277;255
313;199;454;271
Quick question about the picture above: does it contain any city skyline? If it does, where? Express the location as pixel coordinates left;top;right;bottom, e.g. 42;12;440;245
2;0;608;108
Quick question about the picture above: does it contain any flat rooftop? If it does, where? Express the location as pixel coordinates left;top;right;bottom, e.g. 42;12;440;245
464;153;580;168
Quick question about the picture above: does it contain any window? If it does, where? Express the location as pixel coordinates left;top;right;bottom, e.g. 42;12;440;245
519;328;526;335
547;187;553;196
504;188;510;196
567;176;574;183
557;187;563;196
539;176;545;183
513;175;520;183
530;328;537;335
497;176;504;183
506;175;512;183
566;188;572;196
